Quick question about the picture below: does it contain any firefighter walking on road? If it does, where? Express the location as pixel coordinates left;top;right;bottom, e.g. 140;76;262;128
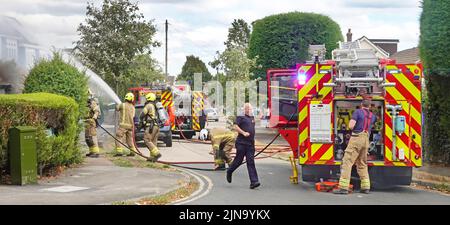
200;128;236;170
114;92;137;157
334;99;377;194
85;90;101;158
140;93;162;162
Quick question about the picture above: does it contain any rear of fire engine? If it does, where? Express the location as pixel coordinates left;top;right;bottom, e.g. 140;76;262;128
171;85;205;139
129;84;205;140
268;42;423;188
129;85;174;146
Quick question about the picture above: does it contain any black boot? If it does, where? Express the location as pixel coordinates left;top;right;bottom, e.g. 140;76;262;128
86;152;99;158
214;164;226;171
333;188;349;195
360;189;370;194
250;182;261;189
154;153;162;161
226;171;232;183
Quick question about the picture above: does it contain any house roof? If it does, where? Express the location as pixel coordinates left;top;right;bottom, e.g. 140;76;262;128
390;47;420;64
369;39;400;43
0;16;39;46
357;36;390;58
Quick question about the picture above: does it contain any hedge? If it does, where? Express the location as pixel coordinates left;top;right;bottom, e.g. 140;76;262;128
420;0;450;164
23;53;89;120
248;12;343;79
0;93;82;174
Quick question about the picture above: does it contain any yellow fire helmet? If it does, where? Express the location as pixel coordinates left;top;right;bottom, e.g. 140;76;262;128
145;93;156;102
124;92;135;102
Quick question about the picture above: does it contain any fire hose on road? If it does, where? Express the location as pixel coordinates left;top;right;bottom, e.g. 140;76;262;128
97;113;296;172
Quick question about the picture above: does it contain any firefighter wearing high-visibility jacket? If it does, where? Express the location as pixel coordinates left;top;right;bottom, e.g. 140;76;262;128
140;93;162;162
200;128;236;170
114;92;137;156
334;99;377;194
85;90;101;158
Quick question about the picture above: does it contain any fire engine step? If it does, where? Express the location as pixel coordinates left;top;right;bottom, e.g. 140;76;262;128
301;165;412;189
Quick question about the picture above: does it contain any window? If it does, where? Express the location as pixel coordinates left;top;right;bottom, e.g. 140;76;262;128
271;75;297;100
6;39;18;61
26;48;37;68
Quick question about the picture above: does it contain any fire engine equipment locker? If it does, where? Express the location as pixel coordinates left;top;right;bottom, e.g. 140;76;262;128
8;126;37;185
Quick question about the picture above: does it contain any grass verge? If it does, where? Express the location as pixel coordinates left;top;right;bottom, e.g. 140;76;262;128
106;152;200;205
105;153;175;172
136;177;199;205
112;176;199;205
413;182;450;195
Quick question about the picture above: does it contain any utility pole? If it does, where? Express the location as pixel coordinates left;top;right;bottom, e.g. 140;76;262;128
165;19;168;79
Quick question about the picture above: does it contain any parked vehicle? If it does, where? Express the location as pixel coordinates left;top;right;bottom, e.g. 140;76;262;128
134;104;172;147
205;108;219;122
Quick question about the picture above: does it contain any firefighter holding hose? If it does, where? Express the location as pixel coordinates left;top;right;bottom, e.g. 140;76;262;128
85;89;101;158
140;93;162;162
114;92;137;157
200;128;236;170
334;99;376;195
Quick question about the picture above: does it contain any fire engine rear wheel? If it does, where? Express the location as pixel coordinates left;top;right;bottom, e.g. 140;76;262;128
165;131;173;147
182;131;194;139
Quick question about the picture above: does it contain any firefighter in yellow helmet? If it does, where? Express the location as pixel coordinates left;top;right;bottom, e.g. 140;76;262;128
114;92;137;156
200;128;236;170
85;89;101;158
140;92;162;162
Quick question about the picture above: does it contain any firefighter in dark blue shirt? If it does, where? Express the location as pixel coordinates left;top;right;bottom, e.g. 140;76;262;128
226;103;260;189
334;99;377;194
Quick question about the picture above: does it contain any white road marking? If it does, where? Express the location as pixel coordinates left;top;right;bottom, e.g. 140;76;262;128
42;186;89;193
171;168;213;205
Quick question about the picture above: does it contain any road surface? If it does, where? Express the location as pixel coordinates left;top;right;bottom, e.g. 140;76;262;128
138;119;450;205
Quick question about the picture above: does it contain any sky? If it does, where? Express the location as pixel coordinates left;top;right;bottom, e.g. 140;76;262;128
0;0;423;76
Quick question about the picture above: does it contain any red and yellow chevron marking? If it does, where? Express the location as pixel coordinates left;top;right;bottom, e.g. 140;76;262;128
298;64;334;165
161;91;174;108
384;64;422;167
191;91;204;131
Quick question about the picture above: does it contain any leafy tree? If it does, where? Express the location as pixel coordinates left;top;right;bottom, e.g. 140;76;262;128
225;19;251;49
23;52;88;119
177;55;212;87
248;12;343;80
75;0;160;97
125;54;165;87
212;47;258;82
210;19;257;82
420;0;450;164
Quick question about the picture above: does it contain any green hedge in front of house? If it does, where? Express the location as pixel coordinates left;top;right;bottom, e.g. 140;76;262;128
0;93;82;174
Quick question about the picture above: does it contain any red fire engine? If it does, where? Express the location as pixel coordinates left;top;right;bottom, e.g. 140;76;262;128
268;43;423;188
129;84;205;140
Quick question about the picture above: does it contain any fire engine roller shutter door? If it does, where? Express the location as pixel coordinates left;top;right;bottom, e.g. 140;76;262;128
384;64;422;167
298;64;334;165
192;91;204;131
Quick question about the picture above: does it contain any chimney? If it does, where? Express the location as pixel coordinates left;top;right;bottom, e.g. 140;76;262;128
346;28;352;42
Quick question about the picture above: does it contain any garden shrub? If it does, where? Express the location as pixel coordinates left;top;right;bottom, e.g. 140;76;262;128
0;93;82;175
